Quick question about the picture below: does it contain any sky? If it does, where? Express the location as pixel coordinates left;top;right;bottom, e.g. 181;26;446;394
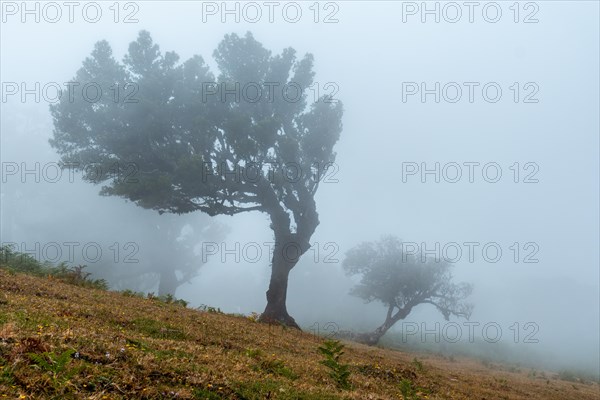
1;1;599;376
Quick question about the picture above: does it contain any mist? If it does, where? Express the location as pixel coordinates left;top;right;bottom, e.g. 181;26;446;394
1;1;598;381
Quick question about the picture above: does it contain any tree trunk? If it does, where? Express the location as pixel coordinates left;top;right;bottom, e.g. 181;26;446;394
356;318;394;345
158;268;179;297
258;234;304;329
356;305;412;346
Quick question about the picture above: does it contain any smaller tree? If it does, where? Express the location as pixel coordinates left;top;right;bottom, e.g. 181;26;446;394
343;235;473;345
86;211;229;297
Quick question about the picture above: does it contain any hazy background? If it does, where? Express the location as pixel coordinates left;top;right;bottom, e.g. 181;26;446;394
1;1;598;377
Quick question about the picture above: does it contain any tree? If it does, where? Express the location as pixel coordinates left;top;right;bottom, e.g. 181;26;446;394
49;31;343;328
88;211;229;297
147;214;230;297
343;236;473;345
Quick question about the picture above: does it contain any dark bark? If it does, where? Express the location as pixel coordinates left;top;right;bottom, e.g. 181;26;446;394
255;172;320;330
258;233;307;329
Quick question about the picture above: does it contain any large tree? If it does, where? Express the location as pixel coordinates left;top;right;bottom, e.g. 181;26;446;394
50;31;343;328
343;236;473;345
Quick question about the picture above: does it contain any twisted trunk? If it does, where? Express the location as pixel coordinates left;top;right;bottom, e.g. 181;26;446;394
256;177;320;329
356;304;413;346
259;233;305;329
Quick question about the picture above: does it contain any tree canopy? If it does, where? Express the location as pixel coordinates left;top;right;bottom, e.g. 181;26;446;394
343;235;473;345
50;31;343;327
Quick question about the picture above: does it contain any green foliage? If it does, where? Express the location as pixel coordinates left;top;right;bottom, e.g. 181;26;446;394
231;379;341;400
198;304;223;314
343;236;473;323
257;358;298;380
245;348;297;380
317;340;352;390
125;338;150;351
399;379;418;399
49;31;343;219
28;348;78;385
52;264;109;290
131;318;186;340
121;289;145;298
154;293;188;308
173;298;189;308
0;244;46;273
0;245;108;290
232;380;280;399
411;357;424;372
146;292;188;308
120;289;188;307
0;364;15;386
245;348;263;359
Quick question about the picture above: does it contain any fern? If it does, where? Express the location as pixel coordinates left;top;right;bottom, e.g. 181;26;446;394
318;340;352;390
29;348;76;383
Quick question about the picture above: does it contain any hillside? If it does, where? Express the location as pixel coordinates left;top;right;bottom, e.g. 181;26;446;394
0;268;598;399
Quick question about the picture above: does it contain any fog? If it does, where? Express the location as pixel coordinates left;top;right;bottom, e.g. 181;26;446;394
1;1;598;379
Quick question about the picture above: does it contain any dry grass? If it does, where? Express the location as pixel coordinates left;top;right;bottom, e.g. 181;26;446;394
0;268;598;399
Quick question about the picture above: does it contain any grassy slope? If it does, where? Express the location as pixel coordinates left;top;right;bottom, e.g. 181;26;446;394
0;269;599;400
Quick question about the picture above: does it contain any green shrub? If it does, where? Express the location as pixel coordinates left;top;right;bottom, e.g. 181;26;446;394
0;244;47;274
51;264;109;290
0;245;108;290
121;289;145;298
198;304;222;314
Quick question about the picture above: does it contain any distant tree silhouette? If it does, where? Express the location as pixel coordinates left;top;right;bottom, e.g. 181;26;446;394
343;236;473;345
